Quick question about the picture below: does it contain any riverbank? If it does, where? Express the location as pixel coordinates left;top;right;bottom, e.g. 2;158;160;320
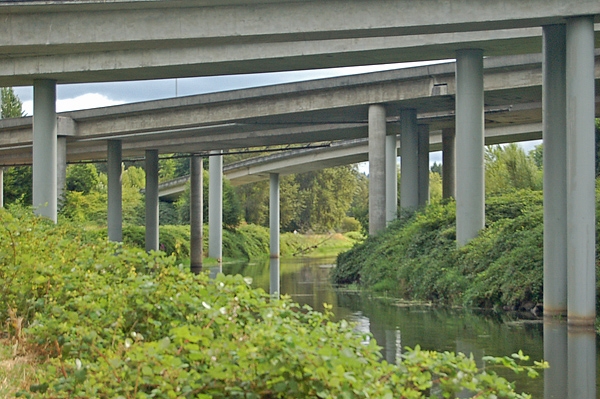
332;190;600;316
80;223;362;264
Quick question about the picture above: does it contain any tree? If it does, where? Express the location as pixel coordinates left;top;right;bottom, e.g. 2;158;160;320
530;143;543;170
66;164;100;194
300;166;358;232
1;88;30;206
1;87;23;119
348;171;369;232
279;175;302;232
485;144;542;194
430;161;442;176
236;180;269;226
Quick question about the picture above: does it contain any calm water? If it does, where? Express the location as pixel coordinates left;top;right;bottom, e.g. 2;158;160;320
220;256;599;399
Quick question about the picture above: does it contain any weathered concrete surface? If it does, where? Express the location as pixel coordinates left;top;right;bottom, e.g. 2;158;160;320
0;54;597;166
158;122;545;201
0;1;598;85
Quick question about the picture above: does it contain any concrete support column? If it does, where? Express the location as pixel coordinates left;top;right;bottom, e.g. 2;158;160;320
368;104;386;235
400;109;418;210
0;168;3;208
442;128;456;199
209;151;223;262
418;124;430;207
455;49;485;246
32;79;57;222
385;134;398;223
270;173;280;297
566;16;596;327
145;149;159;252
542;24;567;317
190;155;203;274
57;136;67;204
107;140;123;242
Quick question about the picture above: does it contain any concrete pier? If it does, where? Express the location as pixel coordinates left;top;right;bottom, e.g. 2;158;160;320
0;168;3;208
400;109;418;211
209;151;223;262
368;104;386;235
442;128;456;199
542;24;567;317
455;49;485;246
145;149;159;252
32;79;57;222
385;133;398;223
107;140;123;242
418;124;429;207
190;155;203;274
270;173;280;297
566;16;596;327
57;136;67;203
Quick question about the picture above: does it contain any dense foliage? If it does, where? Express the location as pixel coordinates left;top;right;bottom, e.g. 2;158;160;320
0;209;545;398
333;189;600;311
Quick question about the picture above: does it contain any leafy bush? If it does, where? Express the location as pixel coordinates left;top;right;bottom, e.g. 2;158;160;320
0;208;545;398
334;192;551;309
338;216;361;233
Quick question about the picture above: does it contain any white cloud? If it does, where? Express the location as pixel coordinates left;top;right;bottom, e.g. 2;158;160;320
22;93;126;116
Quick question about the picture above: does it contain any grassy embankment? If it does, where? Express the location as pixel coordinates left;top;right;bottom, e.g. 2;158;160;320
87;223;362;265
332;190;600;313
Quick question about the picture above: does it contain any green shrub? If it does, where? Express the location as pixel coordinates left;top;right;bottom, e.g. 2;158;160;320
0;208;545;399
338;216;361;233
334;191;552;309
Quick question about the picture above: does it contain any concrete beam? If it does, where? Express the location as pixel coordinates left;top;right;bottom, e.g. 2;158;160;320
145;149;159;252
0;1;598;86
542;24;567;317
190;155;203;274
208;151;223;262
455;49;485;246
0;168;3;208
566;16;596;327
32;79;57;222
441;128;456;199
270;173;280;298
107;140;123;242
368;104;386;235
57;136;66;203
418;124;430;207
1;54;599;167
400;109;418;210
385;132;398;223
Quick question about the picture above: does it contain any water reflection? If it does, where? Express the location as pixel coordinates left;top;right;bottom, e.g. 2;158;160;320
223;257;599;398
269;258;280;297
567;326;596;399
544;320;568;399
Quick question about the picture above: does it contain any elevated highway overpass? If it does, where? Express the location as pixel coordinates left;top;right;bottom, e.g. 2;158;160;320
0;0;598;329
157;121;545;202
0;53;598;167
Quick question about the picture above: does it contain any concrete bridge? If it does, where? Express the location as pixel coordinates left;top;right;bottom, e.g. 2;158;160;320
157;120;546;200
0;2;598;343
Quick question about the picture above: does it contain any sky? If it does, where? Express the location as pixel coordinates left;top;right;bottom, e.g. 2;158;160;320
12;60;540;170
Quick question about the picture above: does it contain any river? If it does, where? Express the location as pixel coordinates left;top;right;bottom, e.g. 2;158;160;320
220;256;599;399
